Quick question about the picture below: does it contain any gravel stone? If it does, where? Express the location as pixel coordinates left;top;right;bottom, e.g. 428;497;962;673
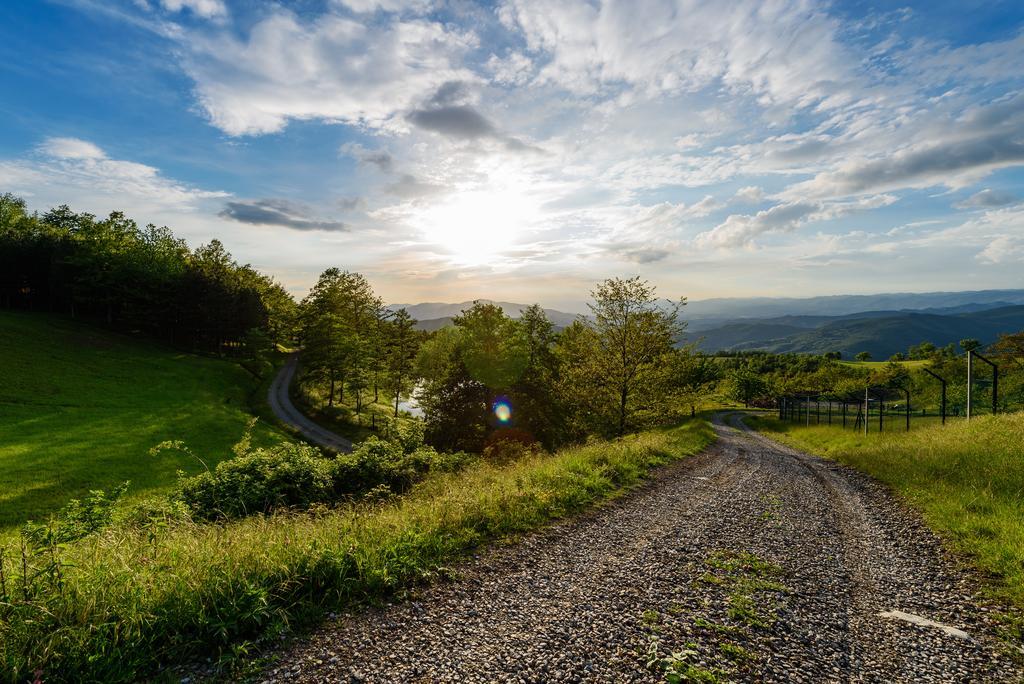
255;413;1022;683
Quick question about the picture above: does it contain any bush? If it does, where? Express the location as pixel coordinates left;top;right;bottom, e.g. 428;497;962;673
167;419;476;521
177;442;334;520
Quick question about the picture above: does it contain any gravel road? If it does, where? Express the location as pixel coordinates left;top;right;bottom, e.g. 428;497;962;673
267;354;352;453
258;413;1022;683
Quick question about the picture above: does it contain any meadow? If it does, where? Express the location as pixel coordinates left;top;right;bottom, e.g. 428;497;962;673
749;413;1024;611
0;310;284;535
0;418;714;681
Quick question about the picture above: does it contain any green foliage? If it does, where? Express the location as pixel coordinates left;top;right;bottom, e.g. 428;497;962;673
0;197;296;350
21;482;130;548
855;351;872;362
587;276;685;436
171;419;469;521
960;337;982;352
0;420;714;682
0;310;285;535
175;443;335;520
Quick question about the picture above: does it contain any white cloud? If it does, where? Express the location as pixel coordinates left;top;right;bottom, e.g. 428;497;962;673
499;0;858;109
38;137;106;160
178;11;477;135
486;51;534;86
977;235;1024;264
335;0;433;13
160;0;227;20
782;94;1024;200
1;139;226;213
696;195;897;248
733;185;764;203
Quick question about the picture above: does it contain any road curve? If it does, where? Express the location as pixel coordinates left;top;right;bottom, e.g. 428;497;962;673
258;412;1021;683
267;354;353;453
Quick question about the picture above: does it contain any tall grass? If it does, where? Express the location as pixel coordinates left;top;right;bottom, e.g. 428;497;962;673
0;420;713;682
751;414;1024;610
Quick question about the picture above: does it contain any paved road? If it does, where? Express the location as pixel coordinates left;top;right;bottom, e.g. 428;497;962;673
267;354;353;453
259;413;1021;683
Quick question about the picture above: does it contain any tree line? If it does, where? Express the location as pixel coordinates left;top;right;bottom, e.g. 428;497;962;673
0;193;295;352
715;336;1024;414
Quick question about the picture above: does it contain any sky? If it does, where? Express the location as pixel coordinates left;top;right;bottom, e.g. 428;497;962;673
1;0;1023;312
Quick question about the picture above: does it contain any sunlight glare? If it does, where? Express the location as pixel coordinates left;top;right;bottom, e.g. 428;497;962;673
416;187;536;266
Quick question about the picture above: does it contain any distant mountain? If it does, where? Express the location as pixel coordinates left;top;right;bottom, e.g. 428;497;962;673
698;305;1024;358
684;289;1024;324
387;300;581;331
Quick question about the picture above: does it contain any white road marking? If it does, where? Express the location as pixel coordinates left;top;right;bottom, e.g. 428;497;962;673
878;610;972;641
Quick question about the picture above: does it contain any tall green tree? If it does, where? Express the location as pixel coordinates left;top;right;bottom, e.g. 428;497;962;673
587;277;684;436
385;308;420;417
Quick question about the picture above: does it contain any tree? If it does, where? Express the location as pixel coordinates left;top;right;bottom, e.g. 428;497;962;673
990;331;1024;370
725;366;767;407
299;268;382;408
385;308;420;417
959;338;981;353
855;351;872;362
668;348;719;416
823;351;842;360
587;277;684;436
510;304;563;447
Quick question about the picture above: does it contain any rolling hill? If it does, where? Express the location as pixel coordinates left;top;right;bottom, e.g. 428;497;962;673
388;299;581;331
0;310;285;534
695;305;1024;358
684;289;1024;324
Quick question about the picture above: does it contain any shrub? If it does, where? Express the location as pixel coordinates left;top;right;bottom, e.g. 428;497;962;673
176;442;334;520
166;420;477;521
21;481;130;547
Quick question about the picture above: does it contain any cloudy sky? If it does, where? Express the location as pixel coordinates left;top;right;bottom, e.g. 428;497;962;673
2;0;1023;310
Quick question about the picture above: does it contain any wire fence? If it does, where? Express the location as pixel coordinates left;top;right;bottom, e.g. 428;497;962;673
777;391;1016;433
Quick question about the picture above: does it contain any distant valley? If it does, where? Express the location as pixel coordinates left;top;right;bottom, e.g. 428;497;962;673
393;290;1024;359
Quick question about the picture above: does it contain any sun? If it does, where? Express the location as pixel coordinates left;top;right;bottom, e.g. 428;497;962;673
416;187;536;266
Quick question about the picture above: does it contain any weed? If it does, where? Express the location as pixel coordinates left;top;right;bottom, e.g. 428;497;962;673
642;609;662;626
719;642;754;662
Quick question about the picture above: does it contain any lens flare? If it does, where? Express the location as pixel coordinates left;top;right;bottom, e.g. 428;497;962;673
493;399;512;424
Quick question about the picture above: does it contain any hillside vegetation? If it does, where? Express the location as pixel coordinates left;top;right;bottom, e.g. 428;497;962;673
0;310;283;533
0;419;714;681
750;413;1024;612
693;305;1024;358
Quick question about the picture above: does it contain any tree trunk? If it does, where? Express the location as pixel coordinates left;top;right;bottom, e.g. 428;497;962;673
394;392;400;418
618;385;627;437
328;377;335;408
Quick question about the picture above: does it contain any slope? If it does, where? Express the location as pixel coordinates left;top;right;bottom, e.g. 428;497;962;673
730;306;1024;357
0;310;284;533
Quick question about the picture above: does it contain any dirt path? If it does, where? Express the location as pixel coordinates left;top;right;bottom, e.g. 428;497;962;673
259;414;1021;683
267;354;352;453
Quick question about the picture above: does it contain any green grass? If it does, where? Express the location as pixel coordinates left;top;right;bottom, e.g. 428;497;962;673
0;311;285;535
749;413;1024;610
0;418;714;682
293;373;416;443
838;359;929;368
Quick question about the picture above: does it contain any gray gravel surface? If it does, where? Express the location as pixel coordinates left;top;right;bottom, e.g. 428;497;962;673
257;413;1022;683
268;354;352;453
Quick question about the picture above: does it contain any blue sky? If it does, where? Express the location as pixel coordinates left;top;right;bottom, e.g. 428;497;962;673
2;0;1023;310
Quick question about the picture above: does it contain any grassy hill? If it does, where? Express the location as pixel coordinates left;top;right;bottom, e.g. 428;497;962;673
0;311;285;534
695;305;1024;357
